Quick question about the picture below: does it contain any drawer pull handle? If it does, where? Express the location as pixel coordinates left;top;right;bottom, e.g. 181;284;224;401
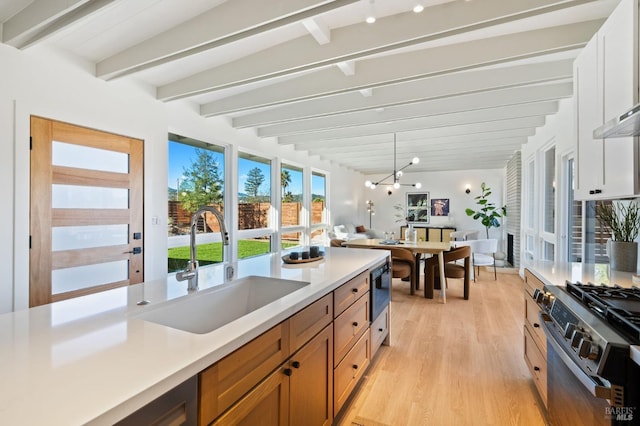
284;368;292;376
378;328;384;332
533;323;540;328
352;364;359;370
352;322;359;327
352;288;359;293
291;361;300;369
534;366;540;372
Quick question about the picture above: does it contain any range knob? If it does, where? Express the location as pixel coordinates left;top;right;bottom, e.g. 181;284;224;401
564;323;577;339
578;339;600;360
571;330;586;348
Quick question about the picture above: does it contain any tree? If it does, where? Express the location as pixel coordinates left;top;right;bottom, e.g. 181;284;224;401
179;149;223;214
281;170;294;202
245;167;265;200
465;182;507;238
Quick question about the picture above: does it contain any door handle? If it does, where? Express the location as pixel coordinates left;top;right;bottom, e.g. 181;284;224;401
125;247;142;254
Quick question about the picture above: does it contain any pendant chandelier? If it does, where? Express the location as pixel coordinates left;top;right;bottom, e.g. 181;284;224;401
364;133;421;195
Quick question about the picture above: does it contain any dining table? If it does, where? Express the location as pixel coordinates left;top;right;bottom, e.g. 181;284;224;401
344;238;452;303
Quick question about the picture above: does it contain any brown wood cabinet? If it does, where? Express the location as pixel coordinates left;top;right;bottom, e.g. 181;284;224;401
289;325;333;426
523;269;547;407
333;294;369;366
334;330;371;415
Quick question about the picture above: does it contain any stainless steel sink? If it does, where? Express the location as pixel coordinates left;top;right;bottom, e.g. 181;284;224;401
134;276;309;334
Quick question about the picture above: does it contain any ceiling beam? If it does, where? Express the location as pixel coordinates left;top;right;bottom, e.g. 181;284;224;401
96;0;358;80
232;60;573;127
2;0;117;48
158;0;598;101
287;116;545;148
276;102;557;144
198;20;599;113
256;83;571;136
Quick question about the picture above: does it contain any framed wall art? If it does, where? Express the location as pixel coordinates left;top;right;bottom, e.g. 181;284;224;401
431;198;450;217
406;192;430;224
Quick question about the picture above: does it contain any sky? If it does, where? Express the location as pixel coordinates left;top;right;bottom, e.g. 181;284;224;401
168;140;324;195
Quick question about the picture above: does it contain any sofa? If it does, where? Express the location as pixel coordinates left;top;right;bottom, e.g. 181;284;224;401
328;224;384;241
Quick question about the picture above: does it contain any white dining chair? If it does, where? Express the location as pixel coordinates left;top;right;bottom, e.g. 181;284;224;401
468;238;498;281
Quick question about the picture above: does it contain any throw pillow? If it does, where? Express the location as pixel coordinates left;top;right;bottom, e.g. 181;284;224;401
355;225;366;233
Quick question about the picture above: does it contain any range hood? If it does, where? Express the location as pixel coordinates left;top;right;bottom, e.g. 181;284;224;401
593;103;640;138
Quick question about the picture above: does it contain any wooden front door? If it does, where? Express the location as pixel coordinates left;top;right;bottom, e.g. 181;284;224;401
30;116;144;307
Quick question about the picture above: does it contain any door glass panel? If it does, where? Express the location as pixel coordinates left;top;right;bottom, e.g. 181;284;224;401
52;224;129;251
52;141;128;173
52;260;129;294
52;184;128;209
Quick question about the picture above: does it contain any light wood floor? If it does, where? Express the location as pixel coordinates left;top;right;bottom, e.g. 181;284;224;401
338;268;547;426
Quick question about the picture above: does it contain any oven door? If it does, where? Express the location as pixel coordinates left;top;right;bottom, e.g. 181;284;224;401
541;319;615;425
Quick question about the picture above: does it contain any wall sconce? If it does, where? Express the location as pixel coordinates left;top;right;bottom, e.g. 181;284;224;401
465;184;471;194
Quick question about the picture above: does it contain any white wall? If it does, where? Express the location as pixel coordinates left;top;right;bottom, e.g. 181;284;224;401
362;168;507;243
520;96;576;266
0;44;365;313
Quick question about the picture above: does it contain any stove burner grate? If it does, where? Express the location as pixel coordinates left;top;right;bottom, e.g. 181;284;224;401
565;281;640;345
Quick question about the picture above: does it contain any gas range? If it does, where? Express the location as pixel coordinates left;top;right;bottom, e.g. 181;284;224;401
535;281;640;424
564;282;640;346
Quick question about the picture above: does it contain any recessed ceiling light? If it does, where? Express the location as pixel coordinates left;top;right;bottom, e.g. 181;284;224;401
366;16;376;24
413;4;424;13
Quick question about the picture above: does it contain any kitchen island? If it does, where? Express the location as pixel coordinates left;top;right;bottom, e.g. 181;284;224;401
0;247;388;425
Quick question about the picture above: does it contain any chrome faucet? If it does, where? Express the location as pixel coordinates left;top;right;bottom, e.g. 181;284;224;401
176;206;229;291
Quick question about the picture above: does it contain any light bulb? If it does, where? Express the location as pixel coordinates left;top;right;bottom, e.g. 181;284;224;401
365;180;372;187
396;170;403;178
370;183;376;189
415;182;422;189
412;157;420;164
393;182;400;189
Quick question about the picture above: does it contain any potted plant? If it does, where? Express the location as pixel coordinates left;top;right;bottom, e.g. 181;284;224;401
465;182;507;239
595;200;640;272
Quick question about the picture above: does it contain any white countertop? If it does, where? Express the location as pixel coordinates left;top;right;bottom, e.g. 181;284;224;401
0;247;388;425
523;260;638;288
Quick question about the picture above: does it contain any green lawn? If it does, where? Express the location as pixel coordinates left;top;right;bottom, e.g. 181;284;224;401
168;240;299;272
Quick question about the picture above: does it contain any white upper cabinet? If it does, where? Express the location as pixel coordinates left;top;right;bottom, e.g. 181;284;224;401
575;0;639;200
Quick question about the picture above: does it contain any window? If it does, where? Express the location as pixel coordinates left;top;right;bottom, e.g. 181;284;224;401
311;171;328;244
167;134;225;272
281;163;304;250
543;147;555;234
238;152;272;258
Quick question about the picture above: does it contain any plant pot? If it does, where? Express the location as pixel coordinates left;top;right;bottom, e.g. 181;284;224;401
609;240;638;272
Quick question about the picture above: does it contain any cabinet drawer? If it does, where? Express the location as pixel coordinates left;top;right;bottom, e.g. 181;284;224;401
334;271;369;317
524;325;547;406
199;322;290;424
211;364;289;426
334;329;371;416
524;295;546;353
290;293;333;353
334;293;370;366
370;305;389;356
524;269;544;298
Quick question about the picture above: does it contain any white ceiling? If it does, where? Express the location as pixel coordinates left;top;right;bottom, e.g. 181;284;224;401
0;0;620;174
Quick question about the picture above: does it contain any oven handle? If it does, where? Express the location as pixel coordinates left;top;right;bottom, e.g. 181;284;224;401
539;313;612;401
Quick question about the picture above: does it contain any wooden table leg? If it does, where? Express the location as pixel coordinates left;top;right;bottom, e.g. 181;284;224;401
438;251;446;303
